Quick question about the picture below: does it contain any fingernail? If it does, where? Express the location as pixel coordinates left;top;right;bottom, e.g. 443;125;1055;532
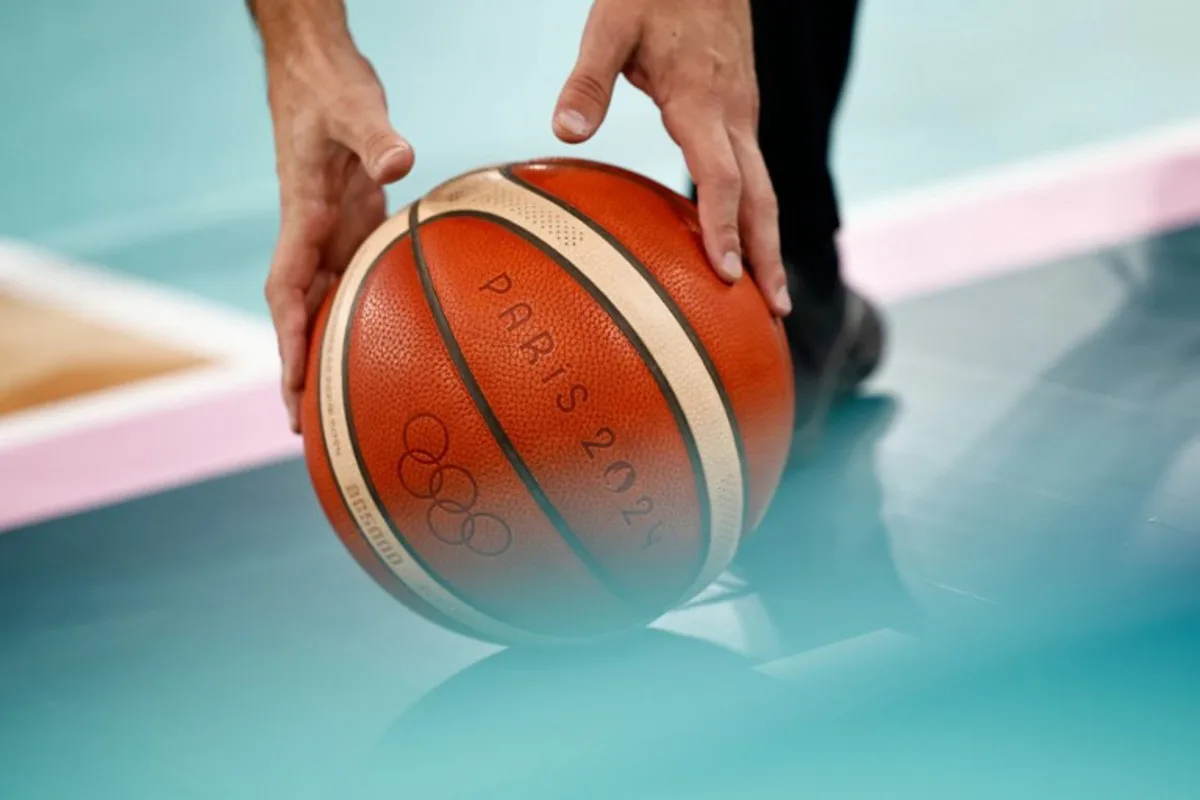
773;284;793;314
722;251;744;281
375;143;410;169
556;109;590;137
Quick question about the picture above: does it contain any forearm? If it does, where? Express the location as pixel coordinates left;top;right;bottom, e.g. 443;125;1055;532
246;0;353;61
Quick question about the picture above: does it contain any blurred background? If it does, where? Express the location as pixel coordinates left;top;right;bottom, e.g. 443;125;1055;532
3;0;1199;312
3;1;1200;798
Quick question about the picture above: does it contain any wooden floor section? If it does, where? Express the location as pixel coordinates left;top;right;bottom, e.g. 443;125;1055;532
0;291;210;416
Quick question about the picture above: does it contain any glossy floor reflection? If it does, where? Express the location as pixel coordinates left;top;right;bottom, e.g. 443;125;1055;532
2;224;1199;798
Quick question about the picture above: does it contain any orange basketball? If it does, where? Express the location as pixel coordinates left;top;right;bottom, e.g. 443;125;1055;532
301;158;794;645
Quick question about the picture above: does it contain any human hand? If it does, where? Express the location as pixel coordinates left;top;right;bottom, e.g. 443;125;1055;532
262;42;414;432
552;0;791;316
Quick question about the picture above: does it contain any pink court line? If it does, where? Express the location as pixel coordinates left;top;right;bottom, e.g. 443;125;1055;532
4;127;1200;532
0;383;301;531
840;128;1200;302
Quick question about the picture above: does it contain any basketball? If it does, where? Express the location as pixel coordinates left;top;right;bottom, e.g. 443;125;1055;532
301;158;794;645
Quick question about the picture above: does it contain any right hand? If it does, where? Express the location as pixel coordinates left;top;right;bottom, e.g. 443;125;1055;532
263;43;414;433
553;0;792;317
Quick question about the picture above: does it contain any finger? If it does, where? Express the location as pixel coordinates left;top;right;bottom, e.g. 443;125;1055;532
264;216;322;433
324;168;389;276
273;286;309;433
553;6;636;143
327;87;415;185
730;128;791;315
662;102;744;283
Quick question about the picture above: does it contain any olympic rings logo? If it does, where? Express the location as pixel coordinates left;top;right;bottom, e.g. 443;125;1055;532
396;413;513;556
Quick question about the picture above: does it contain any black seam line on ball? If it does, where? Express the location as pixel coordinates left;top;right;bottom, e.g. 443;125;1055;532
501;164;749;539
422;206;711;599
322;228;528;631
410;202;663;613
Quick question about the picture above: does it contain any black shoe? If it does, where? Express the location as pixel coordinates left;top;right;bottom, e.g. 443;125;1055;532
782;245;886;453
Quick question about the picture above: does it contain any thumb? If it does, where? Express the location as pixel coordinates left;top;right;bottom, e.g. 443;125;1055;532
329;90;415;185
553;10;635;143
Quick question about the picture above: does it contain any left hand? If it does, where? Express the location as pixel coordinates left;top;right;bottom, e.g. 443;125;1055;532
552;0;791;317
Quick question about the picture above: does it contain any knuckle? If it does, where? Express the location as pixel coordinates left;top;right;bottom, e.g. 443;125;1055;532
322;115;353;147
355;54;384;86
707;159;741;195
294;202;339;237
566;71;611;107
729;97;757;131
750;182;779;218
761;197;780;226
659;103;687;136
747;87;761;126
663;91;715;122
714;223;740;245
660;94;687;119
705;213;740;244
727;120;757;148
328;92;384;137
688;86;725;116
358;128;398;160
263;271;286;305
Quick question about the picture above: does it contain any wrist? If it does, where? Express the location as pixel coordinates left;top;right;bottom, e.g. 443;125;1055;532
250;0;356;72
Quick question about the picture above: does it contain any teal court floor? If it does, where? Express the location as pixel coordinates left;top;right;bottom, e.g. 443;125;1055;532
5;222;1200;798
4;1;1200;798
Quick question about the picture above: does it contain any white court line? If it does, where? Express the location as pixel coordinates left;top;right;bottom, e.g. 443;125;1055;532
0;362;275;451
3;117;1200;531
0;238;276;362
0;238;278;448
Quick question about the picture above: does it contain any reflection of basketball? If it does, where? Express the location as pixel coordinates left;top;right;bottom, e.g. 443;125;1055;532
363;630;775;797
301;158;794;645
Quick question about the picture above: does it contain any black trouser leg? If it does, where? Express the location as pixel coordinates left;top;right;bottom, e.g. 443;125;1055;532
690;0;861;302
756;0;860;300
